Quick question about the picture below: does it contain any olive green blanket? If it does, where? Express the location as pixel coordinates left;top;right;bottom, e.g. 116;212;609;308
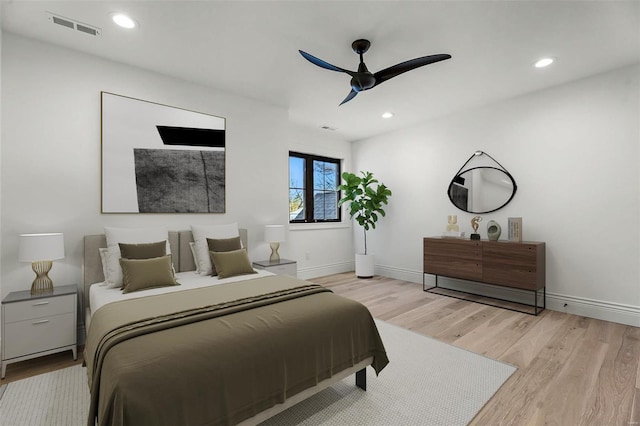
84;275;388;426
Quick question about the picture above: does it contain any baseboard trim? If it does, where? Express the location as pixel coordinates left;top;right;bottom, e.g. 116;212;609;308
376;265;640;327
297;261;355;280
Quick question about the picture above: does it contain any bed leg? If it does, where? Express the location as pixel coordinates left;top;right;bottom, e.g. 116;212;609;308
355;368;366;391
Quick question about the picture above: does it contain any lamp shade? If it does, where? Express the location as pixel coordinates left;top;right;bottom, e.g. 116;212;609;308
19;233;65;262
264;225;285;243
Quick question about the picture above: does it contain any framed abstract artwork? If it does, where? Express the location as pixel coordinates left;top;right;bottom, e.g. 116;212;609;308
101;92;226;213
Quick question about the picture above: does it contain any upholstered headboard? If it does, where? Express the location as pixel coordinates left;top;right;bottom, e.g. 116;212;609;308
82;229;248;313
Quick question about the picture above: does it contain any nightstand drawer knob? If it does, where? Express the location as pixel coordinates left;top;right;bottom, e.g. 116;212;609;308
32;319;50;325
33;301;50;306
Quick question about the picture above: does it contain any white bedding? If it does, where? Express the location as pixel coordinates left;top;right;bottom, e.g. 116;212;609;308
89;269;275;316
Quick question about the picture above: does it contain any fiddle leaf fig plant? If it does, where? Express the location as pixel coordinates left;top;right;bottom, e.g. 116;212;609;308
338;171;392;255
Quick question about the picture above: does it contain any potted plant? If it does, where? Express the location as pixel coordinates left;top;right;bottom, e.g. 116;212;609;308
338;171;392;278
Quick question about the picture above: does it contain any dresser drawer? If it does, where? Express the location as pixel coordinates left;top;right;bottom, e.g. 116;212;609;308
3;312;76;359
3;294;75;323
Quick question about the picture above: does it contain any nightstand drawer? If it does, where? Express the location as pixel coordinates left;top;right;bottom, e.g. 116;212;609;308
4;294;75;323
3;312;76;359
268;263;297;276
253;260;297;277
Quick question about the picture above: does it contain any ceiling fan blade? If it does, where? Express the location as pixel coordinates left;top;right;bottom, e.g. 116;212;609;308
299;50;353;74
339;89;358;106
373;54;451;86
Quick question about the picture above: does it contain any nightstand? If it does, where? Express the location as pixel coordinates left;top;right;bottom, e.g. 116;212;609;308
1;285;77;379
253;259;297;277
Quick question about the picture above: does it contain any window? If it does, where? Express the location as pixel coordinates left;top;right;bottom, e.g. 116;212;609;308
289;152;341;223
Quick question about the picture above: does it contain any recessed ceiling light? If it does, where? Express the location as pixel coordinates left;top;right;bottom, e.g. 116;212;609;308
534;57;555;68
112;13;137;29
382;112;393;119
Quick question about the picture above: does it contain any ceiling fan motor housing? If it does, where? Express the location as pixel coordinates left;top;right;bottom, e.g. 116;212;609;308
351;74;376;91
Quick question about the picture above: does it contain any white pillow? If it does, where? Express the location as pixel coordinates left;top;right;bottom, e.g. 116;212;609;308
189;242;201;274
103;226;170;288
98;248;109;286
190;223;239;276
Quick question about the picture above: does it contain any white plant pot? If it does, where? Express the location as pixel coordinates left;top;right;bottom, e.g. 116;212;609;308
355;253;375;278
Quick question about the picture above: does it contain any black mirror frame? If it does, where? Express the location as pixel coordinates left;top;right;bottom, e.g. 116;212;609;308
447;151;518;214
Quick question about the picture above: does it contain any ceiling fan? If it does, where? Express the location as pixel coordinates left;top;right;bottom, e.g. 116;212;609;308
299;39;451;105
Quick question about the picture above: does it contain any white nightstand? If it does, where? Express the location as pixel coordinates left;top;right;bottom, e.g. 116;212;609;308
1;285;77;379
253;259;297;277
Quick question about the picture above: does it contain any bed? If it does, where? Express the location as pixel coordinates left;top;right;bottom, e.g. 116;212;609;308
83;227;388;426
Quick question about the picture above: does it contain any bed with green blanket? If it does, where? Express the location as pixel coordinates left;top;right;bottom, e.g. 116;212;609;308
83;231;388;426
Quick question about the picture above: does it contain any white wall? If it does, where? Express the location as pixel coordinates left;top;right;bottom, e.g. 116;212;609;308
0;33;353;312
352;64;640;326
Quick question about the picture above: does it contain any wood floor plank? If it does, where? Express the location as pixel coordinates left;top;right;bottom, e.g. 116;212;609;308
580;325;640;425
537;338;609;425
499;309;570;368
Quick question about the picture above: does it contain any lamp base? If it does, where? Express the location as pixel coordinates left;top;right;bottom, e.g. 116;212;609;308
31;260;54;294
269;242;281;262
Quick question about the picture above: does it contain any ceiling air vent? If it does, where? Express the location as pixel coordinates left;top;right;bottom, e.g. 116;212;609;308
47;12;101;37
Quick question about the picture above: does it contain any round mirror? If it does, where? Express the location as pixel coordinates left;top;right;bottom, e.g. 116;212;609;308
448;166;517;214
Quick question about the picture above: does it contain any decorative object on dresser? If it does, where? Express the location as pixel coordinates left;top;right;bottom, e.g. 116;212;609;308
446;215;459;232
264;224;286;262
252;258;297;277
470;216;482;240
447;151;517;214
338;171;392;278
508;217;523;242
442;215;465;238
18;233;65;294
1;285;77;378
486;220;501;241
423;237;546;315
101;92;226;214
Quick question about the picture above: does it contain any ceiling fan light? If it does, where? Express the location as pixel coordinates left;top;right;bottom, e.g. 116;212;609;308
534;57;555;68
112;13;137;29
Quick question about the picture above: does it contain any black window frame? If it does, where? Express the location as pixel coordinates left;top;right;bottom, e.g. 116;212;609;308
289;151;342;224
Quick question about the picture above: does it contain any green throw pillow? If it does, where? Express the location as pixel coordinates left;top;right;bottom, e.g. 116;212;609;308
119;240;167;259
120;255;178;294
210;249;257;279
207;236;242;276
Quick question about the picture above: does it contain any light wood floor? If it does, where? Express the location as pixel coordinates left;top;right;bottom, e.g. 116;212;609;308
3;273;639;425
311;273;640;426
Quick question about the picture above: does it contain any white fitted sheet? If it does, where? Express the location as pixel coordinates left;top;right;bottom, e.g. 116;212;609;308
89;269;274;316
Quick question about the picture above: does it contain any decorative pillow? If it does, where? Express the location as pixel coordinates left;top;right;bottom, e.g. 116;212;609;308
210;248;257;279
104;226;170;288
189;242;200;274
190;223;239;276
98;248;109;286
119;241;167;260
120;255;178;294
207;236;242;276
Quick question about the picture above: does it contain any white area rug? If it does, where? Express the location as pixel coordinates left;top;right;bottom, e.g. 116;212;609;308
0;320;515;426
0;363;89;426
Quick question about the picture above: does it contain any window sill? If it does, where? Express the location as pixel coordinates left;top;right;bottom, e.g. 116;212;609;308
289;222;351;231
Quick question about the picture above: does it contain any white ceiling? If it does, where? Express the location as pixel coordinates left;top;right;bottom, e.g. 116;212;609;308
2;1;639;141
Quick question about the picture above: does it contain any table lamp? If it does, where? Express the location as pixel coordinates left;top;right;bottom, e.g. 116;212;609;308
19;233;65;294
264;225;285;262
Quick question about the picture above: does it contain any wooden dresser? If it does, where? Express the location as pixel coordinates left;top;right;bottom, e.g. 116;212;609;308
423;237;545;314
